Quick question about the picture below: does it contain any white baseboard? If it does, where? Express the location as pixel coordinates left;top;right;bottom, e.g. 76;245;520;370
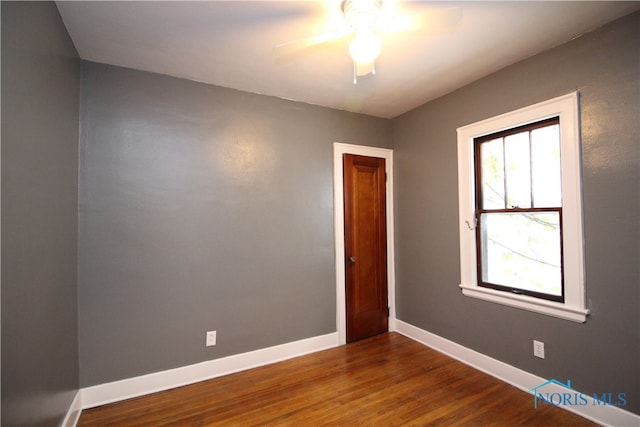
72;323;638;426
60;390;82;427
81;332;338;410
395;319;640;427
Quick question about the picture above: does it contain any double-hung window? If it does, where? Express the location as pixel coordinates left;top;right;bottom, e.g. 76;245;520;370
457;93;588;322
475;117;563;302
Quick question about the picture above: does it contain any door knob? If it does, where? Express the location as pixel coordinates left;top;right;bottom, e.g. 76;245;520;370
349;256;356;263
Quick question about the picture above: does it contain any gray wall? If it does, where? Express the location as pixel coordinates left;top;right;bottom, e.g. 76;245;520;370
1;2;81;426
4;1;637;420
392;11;639;415
78;62;390;386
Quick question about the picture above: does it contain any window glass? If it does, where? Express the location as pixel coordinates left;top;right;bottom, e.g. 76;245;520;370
480;138;505;209
531;125;561;207
504;132;531;209
481;211;562;296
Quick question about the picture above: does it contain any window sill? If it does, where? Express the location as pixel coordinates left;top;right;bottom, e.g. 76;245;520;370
459;284;589;323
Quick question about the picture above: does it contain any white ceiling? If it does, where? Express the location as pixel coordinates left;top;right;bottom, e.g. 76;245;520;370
56;1;640;119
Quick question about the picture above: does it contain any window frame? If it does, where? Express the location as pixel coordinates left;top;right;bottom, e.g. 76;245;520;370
457;92;589;323
474;117;564;303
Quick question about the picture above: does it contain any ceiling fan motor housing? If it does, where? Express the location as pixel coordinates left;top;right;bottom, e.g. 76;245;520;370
342;0;382;32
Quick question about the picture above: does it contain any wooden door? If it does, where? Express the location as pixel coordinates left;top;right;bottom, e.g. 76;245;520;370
343;154;388;343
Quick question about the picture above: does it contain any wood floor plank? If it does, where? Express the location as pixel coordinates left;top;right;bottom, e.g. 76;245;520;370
79;333;597;426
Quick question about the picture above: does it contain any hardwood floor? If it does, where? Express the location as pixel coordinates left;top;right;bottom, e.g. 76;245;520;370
79;333;596;426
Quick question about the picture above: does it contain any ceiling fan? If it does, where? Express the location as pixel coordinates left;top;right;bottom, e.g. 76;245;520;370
274;0;463;84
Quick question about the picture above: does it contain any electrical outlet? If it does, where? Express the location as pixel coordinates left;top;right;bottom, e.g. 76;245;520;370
533;340;545;359
206;330;217;347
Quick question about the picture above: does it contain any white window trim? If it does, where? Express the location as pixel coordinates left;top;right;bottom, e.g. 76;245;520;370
457;92;589;323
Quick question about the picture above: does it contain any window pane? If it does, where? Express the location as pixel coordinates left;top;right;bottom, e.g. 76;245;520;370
480;138;505;209
531;124;561;207
481;212;561;296
504;132;531;208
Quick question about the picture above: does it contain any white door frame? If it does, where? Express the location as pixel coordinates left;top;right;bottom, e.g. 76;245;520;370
333;142;396;345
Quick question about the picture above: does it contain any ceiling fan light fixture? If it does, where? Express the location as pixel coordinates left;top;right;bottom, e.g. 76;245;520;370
348;29;381;64
343;0;383;82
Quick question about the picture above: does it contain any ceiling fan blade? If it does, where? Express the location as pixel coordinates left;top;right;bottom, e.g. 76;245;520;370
273;29;351;59
380;6;463;34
